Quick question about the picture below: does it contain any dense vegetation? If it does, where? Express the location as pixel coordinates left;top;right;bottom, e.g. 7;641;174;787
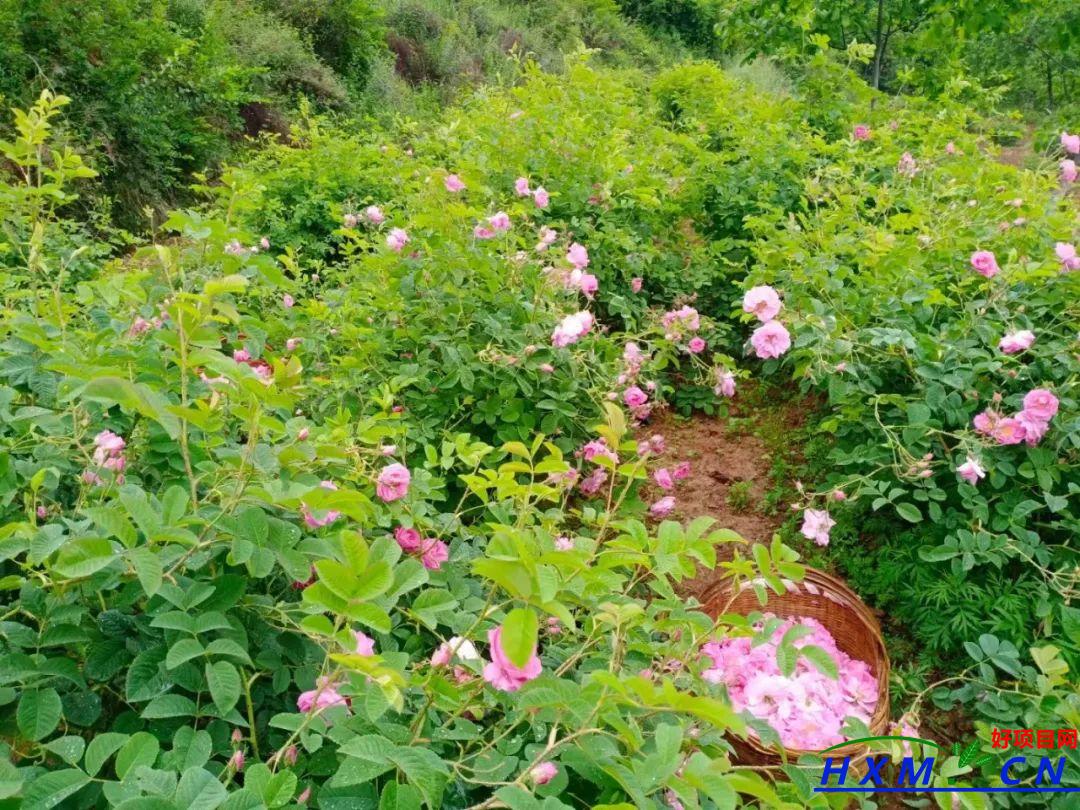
1;1;1078;808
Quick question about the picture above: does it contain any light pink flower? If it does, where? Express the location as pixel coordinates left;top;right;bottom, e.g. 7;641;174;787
286;337;302;352
514;177;531;196
566;243;589;270
832;489;847;501
364;205;386;224
673;461;691;480
800;509;835;546
1055;242;1080;271
1062;131;1080;155
991;417;1026;445
630;277;643;292
533;187;549;208
489;212;511;232
343;213;358;228
581;438;619;464
662;305;700;333
956;456;985;485
297;428;310;441
482;625;542;692
1022;388;1058;421
653;468;674;490
688;337;706;354
998;330;1035;354
95;430;126;455
228;750;244;771
474;225;495;240
970;250;1000;278
301;504;340;529
650;496;676;517
853;125;871;141
624;386;648;408
282;294;295;308
750;321;791;359
445;174;465;192
714;370;736;398
568;269;598;298
353;631;376;656
297;677;347;714
394;526;424;552
536;226;558;251
945;141;956;155
420;538;450;570
1062;159;1078;183
973;410;999;435
554;536;574;551
578;467;607;495
530;761;558;785
376;463;411;502
1016;411;1049;446
897;152;918;177
386;228;409;252
551;311;593;347
129;317;152;337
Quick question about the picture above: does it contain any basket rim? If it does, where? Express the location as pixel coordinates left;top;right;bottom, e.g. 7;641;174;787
699;566;891;762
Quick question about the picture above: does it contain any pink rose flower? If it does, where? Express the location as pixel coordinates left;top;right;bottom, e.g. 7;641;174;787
653;468;674;490
474;225;495;239
551;311;593;347
530;761;558;785
956;456;985;485
566;243;589;269
1016;411;1049;446
394;526;424;552
998;330;1035;354
1055;242;1080;271
482;625;542;692
624;386;648;408
970;250;1000;278
991;417;1026;445
376;463;411;502
489;211;511;232
738;287;781;321
1021;388;1058;421
673;461;691;480
282;294;295;308
649;496;676;517
750;321;791;359
1062;131;1080;155
353;631;376;656
536;226;558;251
420;538;449;570
297;677;347;714
800;509;835;546
688;337;706;354
945;141;956;155
554;536;574;551
1062;159;1078;183
533;187;549;208
581;438;618;464
285;337;302;352
364;205;385;224
444;174;465;192
514;177;531;196
853;124;871;141
386;228;409;252
714;370;736;398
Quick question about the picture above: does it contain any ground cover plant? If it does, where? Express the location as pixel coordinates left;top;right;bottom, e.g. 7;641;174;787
1;5;1079;809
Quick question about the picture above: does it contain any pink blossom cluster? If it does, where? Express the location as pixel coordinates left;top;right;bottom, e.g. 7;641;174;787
714;368;736;398
233;347;273;382
83;430;127;486
376;463;411;502
394;525;450;570
474;211;511;240
482;625;542;692
551;311;594;347
701;616;877;750
973;388;1059;447
297;676;348;716
896;152;918;178
743;286;792;360
513;176;549;208
661;305;700;340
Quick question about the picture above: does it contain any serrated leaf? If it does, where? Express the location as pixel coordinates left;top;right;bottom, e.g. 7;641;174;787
205;661;241;714
18;688;62;741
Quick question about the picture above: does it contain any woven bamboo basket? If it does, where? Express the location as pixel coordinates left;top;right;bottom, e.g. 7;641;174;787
699;567;891;767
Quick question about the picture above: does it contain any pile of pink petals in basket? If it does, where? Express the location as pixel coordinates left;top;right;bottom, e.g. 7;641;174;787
700;615;877;750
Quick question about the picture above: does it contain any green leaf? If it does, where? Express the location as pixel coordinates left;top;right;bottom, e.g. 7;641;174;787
895;502;922;523
174;766;228;810
116;731;160;779
205;661;241;714
800;645;839;680
142;694;197;719
18;688;62;741
130;546;163;597
42;735;85;765
167;638;205;669
386;746;449;808
20;768;89;810
85;732;129;776
500;607;538;669
52;537;115;578
0;757;23;799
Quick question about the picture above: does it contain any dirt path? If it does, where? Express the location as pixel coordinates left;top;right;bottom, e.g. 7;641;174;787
641;385;815;596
